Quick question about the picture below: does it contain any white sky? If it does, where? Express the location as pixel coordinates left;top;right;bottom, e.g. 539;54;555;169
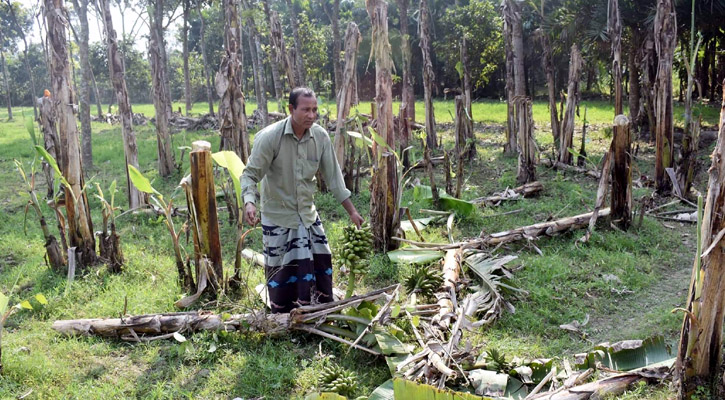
13;0;179;52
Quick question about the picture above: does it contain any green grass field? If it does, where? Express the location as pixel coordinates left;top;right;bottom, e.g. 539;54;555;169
0;100;713;399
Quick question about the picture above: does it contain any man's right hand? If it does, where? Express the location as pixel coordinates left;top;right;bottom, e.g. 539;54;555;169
244;202;259;226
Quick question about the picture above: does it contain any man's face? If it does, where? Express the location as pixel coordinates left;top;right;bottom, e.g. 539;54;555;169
289;95;318;130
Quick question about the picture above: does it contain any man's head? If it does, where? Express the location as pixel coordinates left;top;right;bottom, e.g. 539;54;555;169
288;87;318;132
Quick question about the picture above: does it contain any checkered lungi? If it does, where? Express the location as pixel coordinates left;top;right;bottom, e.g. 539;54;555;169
262;216;334;313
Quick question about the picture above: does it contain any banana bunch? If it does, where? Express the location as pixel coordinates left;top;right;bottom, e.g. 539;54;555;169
404;264;444;298
318;364;358;396
338;222;374;276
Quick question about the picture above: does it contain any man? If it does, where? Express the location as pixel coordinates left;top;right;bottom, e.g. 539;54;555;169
241;87;364;313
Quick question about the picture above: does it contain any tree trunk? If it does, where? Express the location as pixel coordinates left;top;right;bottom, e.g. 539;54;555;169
149;0;175;177
71;0;93;170
189;141;224;294
195;2;215;116
182;0;192;116
240;0;268;126
628;38;640;135
334;22;361;178
515;96;536;184
540;31;559;152
1;51;12;120
269;10;296;91
455;0;474;160
99;0;146;210
44;0;96;267
676;0;700;197
676;80;725;400
285;0;306;86
454;95;469;197
397;0;414;168
367;0;399;252
608;0;631;230
217;0;249;163
653;0;676;194
331;0;342;94
39;96;62;199
501;0;517;154
418;0;437;149
558;44;582;165
262;0;284;113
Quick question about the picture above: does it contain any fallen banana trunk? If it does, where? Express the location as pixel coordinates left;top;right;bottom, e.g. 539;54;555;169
472;181;544;206
52;285;398;352
393;208;611;251
541;159;601;179
526;366;670;400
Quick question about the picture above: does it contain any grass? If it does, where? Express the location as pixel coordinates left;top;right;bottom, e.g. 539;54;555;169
0;99;716;399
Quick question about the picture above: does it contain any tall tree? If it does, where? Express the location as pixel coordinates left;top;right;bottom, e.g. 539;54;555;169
148;0;175;177
285;0;306;86
0;41;11;120
397;0;414;167
217;0;249;162
676;81;725;400
558;44;582;165
653;0;676;194
367;0;399;252
418;0;436;149
70;0;93;170
609;0;631;230
241;0;268;126
501;0;516;154
533;1;559;152
455;0;474;159
195;0;215;116
98;0;145;209
44;0;96;266
182;0;192;115
269;9;296;90
262;0;285;112
334;22;361;172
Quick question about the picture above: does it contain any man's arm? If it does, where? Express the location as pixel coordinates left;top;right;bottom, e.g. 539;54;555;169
342;197;364;228
241;131;275;226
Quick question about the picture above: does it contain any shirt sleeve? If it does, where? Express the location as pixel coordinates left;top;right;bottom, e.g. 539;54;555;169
241;130;275;205
319;133;352;203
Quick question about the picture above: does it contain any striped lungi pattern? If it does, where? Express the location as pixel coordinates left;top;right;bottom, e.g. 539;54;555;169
262;216;334;313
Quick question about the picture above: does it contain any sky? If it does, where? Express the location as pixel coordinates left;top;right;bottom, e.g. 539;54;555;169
14;0;155;51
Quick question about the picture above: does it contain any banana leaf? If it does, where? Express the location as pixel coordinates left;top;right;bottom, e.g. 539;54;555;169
574;336;671;371
386;249;444;265
368;379;395;400
374;331;415;355
469;369;508;397
393;378;493;400
400;217;436;233
594;336;672;371
413;185;475;216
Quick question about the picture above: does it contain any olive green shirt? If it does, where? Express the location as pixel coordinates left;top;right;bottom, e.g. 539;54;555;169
241;117;351;229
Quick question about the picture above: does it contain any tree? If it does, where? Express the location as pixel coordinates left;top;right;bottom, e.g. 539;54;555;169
285;0;306;86
558;44;582;165
397;0;413;168
195;0;215;116
367;0;399;252
501;0;516;154
182;0;192;115
418;0;436;150
2;0;38;119
69;0;93;170
262;0;285;112
148;0;175;177
98;0;146;210
676;81;725;400
44;0;96;266
653;0;676;194
333;22;360;173
240;0;268;126
217;0;249;163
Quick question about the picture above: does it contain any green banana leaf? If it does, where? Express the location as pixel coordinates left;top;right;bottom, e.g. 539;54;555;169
386;249;444;265
393;378;493;400
368;379;394;400
574;336;671;371
413;185;475;216
400;217;436;233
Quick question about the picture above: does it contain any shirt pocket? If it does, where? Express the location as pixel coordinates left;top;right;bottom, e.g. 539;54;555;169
301;159;320;181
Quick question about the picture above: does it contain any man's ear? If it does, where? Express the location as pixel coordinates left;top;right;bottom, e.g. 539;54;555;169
288;104;294;114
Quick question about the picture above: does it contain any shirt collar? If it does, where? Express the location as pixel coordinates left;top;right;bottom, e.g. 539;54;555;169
284;116;315;140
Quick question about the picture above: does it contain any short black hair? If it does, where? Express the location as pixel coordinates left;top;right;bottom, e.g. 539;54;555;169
289;87;316;108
